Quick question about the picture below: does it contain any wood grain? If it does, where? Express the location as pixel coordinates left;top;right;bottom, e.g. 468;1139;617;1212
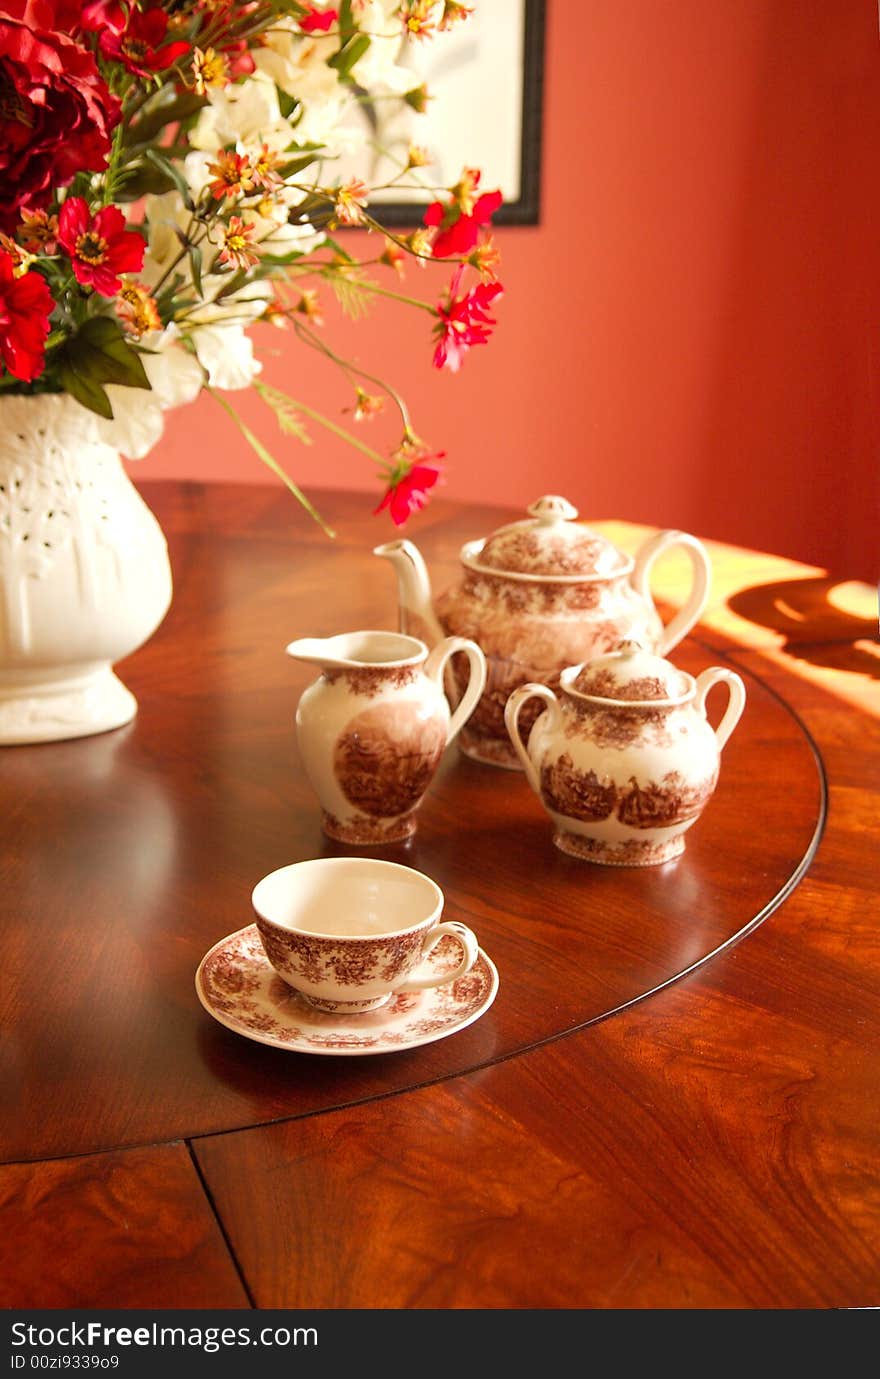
193;642;880;1310
3;483;875;1310
0;487;823;1162
0;1143;248;1309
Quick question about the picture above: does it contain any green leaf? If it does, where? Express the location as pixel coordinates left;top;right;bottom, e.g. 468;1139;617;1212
58;359;113;420
277;152;322;179
144;148;194;210
326;272;376;321
124;91;207;147
76;317;152;390
338;0;355;38
328;33;370;80
278;90;300;120
187;243;203;295
321;234;356;264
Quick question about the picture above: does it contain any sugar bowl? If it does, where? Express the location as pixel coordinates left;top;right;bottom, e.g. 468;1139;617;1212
505;640;746;865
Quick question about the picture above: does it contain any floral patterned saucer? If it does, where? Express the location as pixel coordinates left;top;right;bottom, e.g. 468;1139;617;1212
195;924;499;1056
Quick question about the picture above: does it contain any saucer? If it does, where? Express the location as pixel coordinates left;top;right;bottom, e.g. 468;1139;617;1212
195;924;499;1056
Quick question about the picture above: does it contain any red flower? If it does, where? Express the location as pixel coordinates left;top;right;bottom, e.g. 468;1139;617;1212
58;198;145;297
0;0;120;232
374;448;444;526
79;0;125;31
432;266;502;373
299;5;338;33
99;6;191;77
0;249;54;383
424;170;502;258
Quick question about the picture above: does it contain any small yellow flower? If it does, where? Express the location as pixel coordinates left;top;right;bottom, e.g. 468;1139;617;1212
352;386;385;421
468;235;501;283
406;144;430;170
218;216;260;270
116;281;162;338
334;179;369;227
438;1;473;30
402;0;437;40
295;290;324;326
407;227;433;265
451;166;481;215
191;46;228;96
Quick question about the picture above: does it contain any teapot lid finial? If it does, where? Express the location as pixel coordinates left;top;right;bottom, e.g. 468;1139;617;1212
527;495;579;526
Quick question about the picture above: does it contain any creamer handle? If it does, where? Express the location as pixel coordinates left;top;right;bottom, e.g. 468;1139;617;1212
504;684;561;794
694;667;746;752
424;637;487;745
632;530;711;654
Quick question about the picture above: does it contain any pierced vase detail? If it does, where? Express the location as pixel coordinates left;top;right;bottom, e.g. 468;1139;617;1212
0;394;172;744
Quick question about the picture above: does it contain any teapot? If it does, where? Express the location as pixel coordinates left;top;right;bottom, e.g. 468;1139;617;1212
504;640;746;866
375;495;711;768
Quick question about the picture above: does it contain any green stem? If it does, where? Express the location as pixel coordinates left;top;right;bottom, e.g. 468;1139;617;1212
291;320;412;432
255;383;388;467
210;389;335;537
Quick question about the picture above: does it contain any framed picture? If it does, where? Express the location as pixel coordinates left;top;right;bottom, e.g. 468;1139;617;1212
355;0;546;226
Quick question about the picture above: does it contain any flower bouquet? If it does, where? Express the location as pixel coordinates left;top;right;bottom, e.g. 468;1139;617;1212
0;0;503;528
0;0;504;743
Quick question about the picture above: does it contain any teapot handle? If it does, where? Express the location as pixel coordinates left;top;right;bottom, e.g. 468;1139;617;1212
504;684;562;793
631;530;711;655
425;637;487;745
694;667;746;752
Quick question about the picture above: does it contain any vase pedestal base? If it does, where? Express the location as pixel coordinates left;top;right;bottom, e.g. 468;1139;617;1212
0;666;137;745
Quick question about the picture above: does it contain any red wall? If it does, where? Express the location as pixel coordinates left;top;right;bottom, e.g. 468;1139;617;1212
143;1;880;580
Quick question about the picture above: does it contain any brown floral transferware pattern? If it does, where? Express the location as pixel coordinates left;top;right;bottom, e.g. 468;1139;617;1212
321;809;418;845
323;665;419;698
334;701;446;817
375;497;711;771
541;759;716;828
562;701;681;750
257;919;417;991
554;831;685;866
196;926;499;1055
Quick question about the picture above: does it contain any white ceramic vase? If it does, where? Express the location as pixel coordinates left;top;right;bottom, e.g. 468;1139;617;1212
0;394;172;744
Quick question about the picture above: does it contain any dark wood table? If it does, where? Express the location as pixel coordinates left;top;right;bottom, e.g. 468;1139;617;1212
2;484;877;1309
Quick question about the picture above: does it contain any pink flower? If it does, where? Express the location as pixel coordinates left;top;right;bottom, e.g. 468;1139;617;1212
58;197;145;297
424;170;502;258
299;5;338;33
432;266;502;373
98;6;191;77
374;449;444;526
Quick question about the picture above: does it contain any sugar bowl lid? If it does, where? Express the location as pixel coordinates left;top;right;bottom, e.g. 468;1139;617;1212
473;496;630;577
567;640;691;702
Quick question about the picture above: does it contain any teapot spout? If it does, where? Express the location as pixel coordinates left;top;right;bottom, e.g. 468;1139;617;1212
373;538;445;646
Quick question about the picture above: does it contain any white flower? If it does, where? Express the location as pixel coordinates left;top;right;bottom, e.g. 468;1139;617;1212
99;329;204;459
349;1;411;92
190;73;293;155
254;21;340;106
187;323;262;391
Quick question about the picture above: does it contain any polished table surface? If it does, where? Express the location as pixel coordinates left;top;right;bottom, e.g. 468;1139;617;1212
1;484;877;1309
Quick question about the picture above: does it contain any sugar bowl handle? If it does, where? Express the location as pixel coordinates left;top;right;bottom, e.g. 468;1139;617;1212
632;530;711;655
505;683;562;793
424;636;487;745
398;921;479;993
694;667;746;751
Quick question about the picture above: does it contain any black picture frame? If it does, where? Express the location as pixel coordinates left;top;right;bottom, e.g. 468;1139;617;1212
371;0;546;228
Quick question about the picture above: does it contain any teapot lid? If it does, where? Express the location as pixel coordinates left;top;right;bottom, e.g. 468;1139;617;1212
567;640;691;702
474;496;629;577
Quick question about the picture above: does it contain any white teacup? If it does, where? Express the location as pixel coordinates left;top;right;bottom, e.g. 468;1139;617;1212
252;857;480;1013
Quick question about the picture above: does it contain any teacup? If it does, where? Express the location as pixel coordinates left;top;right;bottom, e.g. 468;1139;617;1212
252;857;480;1013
